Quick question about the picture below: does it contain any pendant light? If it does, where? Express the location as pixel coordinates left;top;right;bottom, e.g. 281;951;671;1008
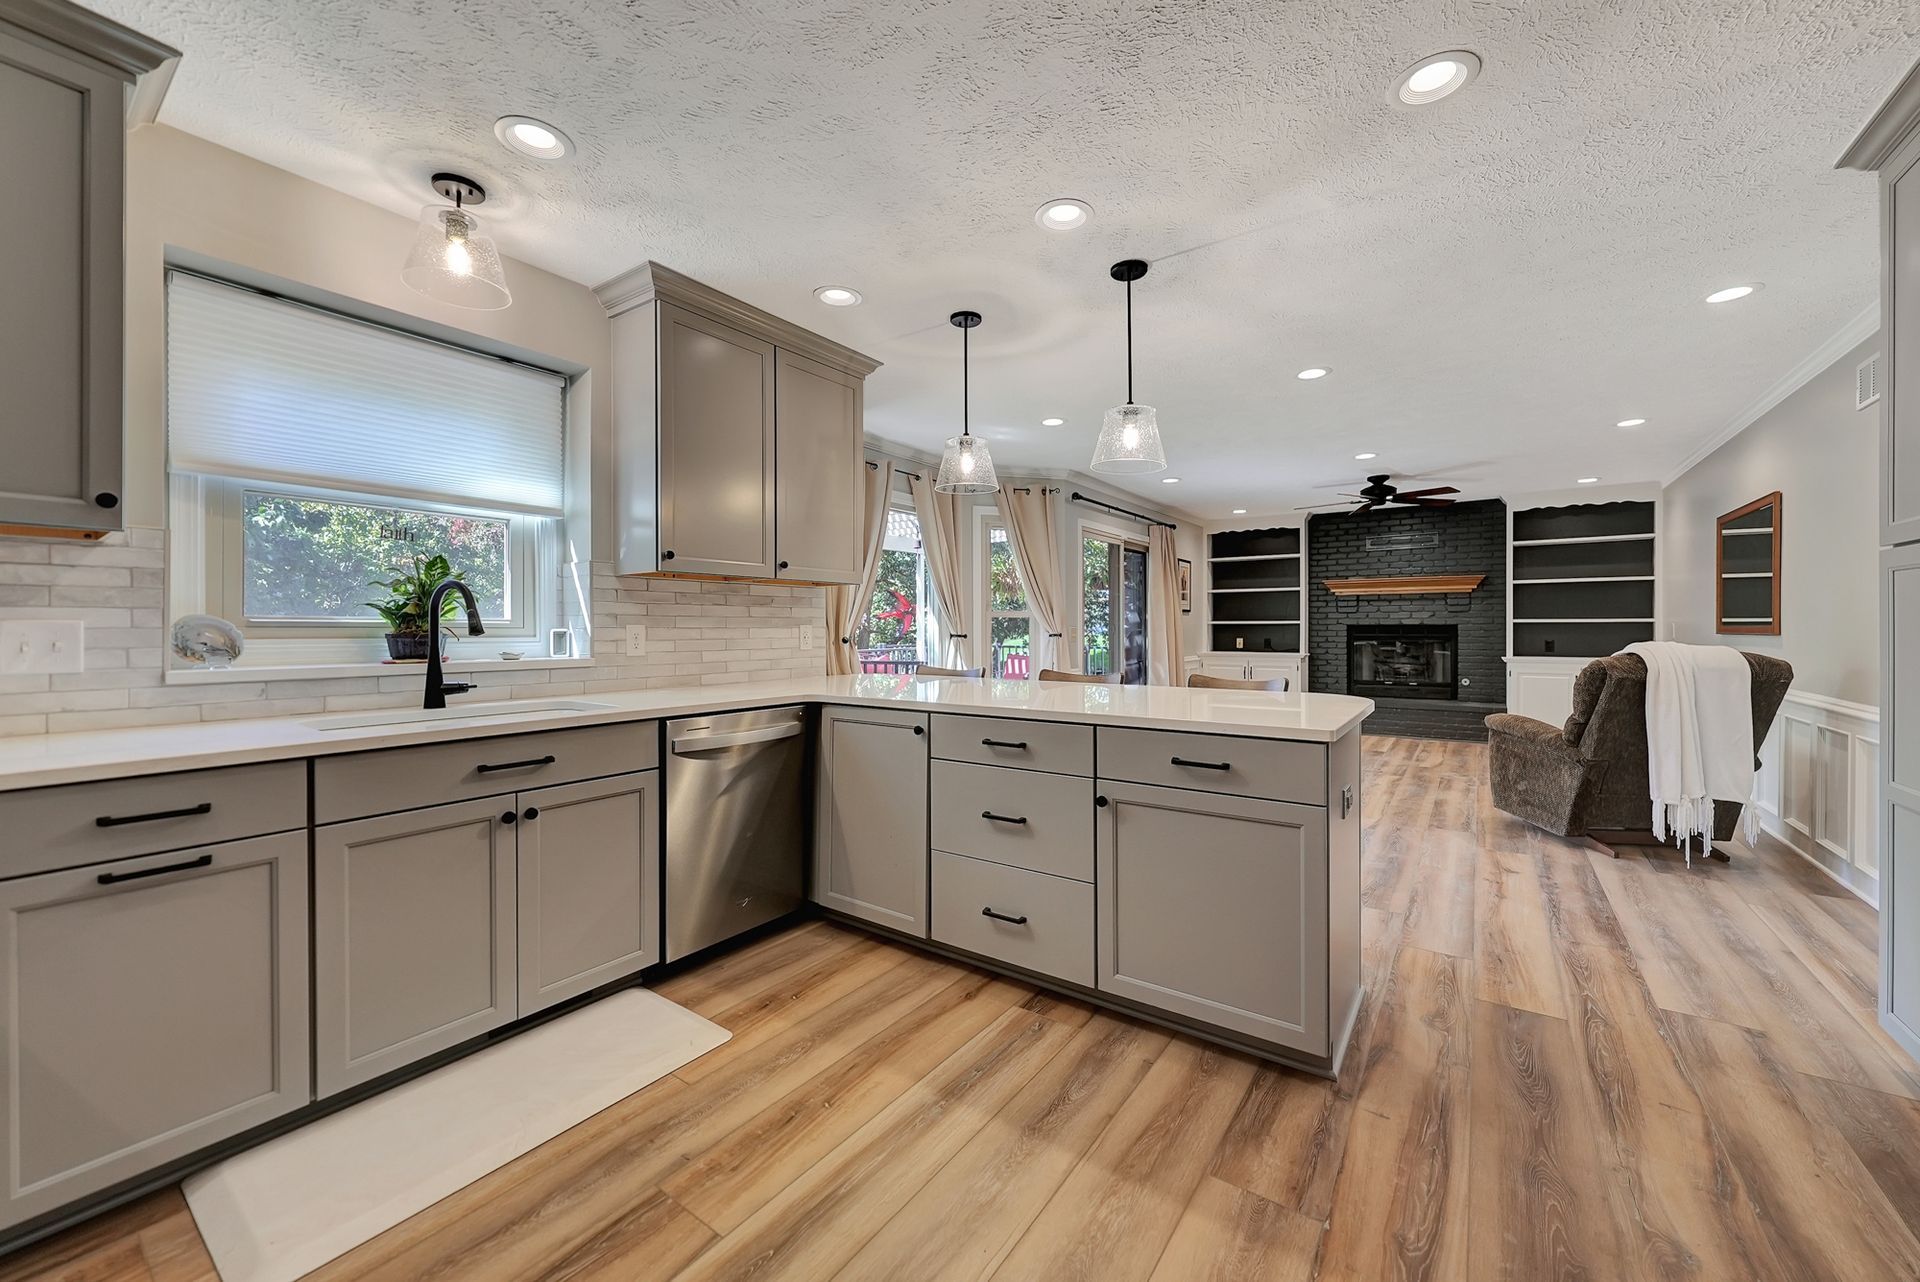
1090;258;1166;473
401;173;512;310
935;310;999;494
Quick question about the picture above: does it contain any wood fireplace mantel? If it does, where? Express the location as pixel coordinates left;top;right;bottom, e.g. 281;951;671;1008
1322;574;1485;597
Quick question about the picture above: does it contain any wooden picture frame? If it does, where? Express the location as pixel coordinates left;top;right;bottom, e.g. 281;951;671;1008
1177;558;1193;613
1715;491;1781;635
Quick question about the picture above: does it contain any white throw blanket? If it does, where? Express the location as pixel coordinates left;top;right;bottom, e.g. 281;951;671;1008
1620;642;1756;859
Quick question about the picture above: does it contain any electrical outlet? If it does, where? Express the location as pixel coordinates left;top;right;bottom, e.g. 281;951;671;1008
0;620;85;674
624;624;646;657
798;624;814;650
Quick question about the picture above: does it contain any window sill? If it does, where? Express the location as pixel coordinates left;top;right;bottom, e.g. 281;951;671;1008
166;656;596;686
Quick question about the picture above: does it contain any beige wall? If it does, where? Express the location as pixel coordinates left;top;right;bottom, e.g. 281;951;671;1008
1662;333;1881;705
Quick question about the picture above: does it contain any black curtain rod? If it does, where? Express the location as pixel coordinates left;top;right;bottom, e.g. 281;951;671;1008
1069;490;1177;529
866;460;922;481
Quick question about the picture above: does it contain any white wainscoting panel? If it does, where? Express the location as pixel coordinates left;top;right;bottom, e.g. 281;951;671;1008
1754;690;1881;904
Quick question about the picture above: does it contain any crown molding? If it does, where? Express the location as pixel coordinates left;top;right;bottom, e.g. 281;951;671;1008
592;260;880;378
1662;303;1878;487
0;0;177;79
1838;55;1920;171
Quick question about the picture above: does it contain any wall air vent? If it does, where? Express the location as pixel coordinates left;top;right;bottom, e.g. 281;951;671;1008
1858;352;1882;410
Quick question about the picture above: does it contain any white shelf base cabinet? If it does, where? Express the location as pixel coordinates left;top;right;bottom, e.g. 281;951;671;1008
0;832;309;1231
1503;655;1589;728
814;705;930;937
1195;651;1307;691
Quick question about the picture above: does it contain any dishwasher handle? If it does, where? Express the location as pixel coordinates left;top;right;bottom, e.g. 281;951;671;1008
670;722;805;754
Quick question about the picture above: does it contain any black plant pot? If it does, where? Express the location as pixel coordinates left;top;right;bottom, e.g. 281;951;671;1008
385;632;434;662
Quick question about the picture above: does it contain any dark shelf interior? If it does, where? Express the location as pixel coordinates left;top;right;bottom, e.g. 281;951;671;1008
1512;501;1656;542
1211;621;1300;653
1513;539;1655;580
1211;591;1301;623
1512;620;1655;658
1719;576;1775;621
1513;579;1654;621
1211;558;1302;590
1724;506;1774;531
1720;533;1775;574
1211;527;1300;559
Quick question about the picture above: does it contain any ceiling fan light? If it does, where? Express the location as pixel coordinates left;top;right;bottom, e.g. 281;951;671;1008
1091;403;1167;474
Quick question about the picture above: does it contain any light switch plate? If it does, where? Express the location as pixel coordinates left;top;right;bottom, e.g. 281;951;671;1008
624;624;646;657
798;624;814;650
0;620;85;674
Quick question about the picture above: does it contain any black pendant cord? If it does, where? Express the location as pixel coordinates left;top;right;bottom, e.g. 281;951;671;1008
962;320;969;439
1125;275;1133;405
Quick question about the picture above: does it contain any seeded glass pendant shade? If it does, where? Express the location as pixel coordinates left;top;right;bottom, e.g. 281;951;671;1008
935;310;999;494
402;173;511;311
1090;259;1166;474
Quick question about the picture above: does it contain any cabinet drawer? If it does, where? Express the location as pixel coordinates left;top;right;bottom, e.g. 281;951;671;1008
314;721;658;824
930;760;1093;881
1096;727;1326;805
0;762;307;881
931;851;1093;987
931;715;1093;777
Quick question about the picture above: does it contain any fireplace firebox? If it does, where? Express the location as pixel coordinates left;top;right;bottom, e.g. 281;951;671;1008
1348;624;1457;700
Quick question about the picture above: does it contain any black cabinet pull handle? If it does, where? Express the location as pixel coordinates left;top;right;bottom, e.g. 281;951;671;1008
912;725;925;736
95;802;212;828
97;853;212;885
981;811;1029;825
94;492;119;509
522;807;540;821
1171;756;1232;772
981;907;1029;925
1095;795;1109;807
501;810;517;824
980;738;1028;750
778;560;790;570
661;550;676;560
477;755;556;774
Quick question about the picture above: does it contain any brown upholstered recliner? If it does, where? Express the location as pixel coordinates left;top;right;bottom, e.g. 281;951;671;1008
1484;652;1793;845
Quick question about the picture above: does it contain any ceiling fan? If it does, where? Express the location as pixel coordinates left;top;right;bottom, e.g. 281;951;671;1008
1296;474;1460;513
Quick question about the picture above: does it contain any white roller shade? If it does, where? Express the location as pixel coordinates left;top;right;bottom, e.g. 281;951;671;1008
166;272;566;515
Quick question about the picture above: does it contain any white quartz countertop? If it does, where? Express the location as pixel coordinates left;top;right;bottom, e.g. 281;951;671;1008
0;674;1374;793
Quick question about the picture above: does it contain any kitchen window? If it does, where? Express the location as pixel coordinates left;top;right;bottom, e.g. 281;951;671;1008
855;506;942;673
164;271;570;663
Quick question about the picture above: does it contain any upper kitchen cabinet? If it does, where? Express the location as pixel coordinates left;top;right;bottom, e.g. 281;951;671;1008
596;262;879;582
0;0;175;534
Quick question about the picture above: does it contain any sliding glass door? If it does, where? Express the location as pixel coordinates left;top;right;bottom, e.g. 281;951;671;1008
1083;534;1149;683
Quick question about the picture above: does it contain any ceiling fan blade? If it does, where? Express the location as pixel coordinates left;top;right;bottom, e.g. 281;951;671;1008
1394;485;1460;499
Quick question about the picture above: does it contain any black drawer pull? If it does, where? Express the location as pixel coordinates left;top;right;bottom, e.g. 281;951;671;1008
476;755;556;774
981;811;1029;825
522;807;540;821
1095;794;1109;807
980;738;1029;750
1171;756;1232;772
981;907;1029;925
501;811;517;825
97;853;213;885
95;802;212;828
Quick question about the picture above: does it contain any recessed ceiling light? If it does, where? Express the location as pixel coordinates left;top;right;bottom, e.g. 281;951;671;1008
494;115;574;160
814;285;862;306
1297;367;1329;380
1393;51;1482;105
1576;476;1600;484
1034;198;1092;230
1041;417;1065;427
1705;284;1759;304
1161;477;1181;484
1354;451;1377;460
1232;508;1248;515
1615;418;1647;428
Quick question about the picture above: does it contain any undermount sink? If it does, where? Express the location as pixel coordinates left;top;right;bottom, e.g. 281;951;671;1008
303;698;616;732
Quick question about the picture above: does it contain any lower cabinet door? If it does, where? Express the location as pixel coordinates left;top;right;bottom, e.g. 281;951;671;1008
814;705;930;936
315;798;517;1096
1096;781;1329;1054
0;832;309;1230
517;771;660;1016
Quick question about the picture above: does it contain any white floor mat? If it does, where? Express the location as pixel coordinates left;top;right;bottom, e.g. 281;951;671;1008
182;988;729;1282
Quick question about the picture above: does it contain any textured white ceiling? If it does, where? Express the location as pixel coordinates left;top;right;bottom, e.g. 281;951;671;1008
97;0;1919;516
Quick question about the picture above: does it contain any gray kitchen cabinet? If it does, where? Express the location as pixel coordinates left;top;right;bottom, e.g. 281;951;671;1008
517;772;660;1015
0;3;172;532
774;348;863;583
598;261;879;581
1886;541;1920;1053
1095;779;1329;1055
1883;110;1920;546
0;831;308;1230
314;797;518;1096
815;704;929;936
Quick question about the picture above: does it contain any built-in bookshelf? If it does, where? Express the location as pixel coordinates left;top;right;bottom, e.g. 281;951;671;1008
1208;526;1301;654
1509;501;1657;657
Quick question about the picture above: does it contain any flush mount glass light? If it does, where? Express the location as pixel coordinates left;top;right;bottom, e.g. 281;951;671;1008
814;285;862;306
401;173;511;310
935;311;999;494
1041;417;1065;426
1092;259;1168;474
1297;367;1330;380
1034;198;1092;230
1394;50;1482;105
494;115;574;160
1616;418;1647;428
1706;284;1759;303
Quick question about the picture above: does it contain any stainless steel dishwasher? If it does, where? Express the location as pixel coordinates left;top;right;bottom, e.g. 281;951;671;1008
664;706;808;961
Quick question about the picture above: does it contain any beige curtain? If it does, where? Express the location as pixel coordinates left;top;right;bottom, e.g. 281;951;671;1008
908;472;972;667
1005;487;1070;674
827;460;894;675
1147;524;1184;685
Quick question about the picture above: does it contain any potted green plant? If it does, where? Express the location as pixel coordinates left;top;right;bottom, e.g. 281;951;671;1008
365;553;465;661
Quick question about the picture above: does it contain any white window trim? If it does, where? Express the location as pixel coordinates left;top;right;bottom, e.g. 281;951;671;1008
973;506;1034;676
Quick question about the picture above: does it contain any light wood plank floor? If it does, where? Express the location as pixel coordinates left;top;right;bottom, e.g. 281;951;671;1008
8;735;1919;1282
